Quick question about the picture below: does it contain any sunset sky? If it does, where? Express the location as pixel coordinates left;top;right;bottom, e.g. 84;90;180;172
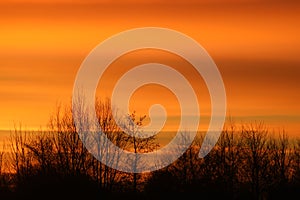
0;0;300;138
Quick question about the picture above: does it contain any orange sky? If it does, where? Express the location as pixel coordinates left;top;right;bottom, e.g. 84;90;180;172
0;0;300;137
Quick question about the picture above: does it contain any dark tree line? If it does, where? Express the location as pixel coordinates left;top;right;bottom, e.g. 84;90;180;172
0;99;300;200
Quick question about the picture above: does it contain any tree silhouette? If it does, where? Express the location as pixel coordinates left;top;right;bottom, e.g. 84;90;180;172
1;100;300;199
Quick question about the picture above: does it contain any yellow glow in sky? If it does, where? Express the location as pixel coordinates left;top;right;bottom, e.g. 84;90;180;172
0;0;300;137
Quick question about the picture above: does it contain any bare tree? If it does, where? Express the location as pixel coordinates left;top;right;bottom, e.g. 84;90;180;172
268;130;293;186
45;98;129;191
291;138;300;185
0;146;4;188
8;124;35;184
122;111;160;193
212;121;244;198
240;122;270;200
165;131;202;190
92;97;130;191
4;99;300;199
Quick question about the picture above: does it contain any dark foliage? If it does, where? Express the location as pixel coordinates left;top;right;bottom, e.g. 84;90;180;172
1;101;300;200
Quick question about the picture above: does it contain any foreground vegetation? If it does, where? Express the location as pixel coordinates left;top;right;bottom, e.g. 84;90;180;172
0;99;300;200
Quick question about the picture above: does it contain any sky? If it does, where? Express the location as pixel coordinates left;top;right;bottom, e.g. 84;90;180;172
0;0;300;137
